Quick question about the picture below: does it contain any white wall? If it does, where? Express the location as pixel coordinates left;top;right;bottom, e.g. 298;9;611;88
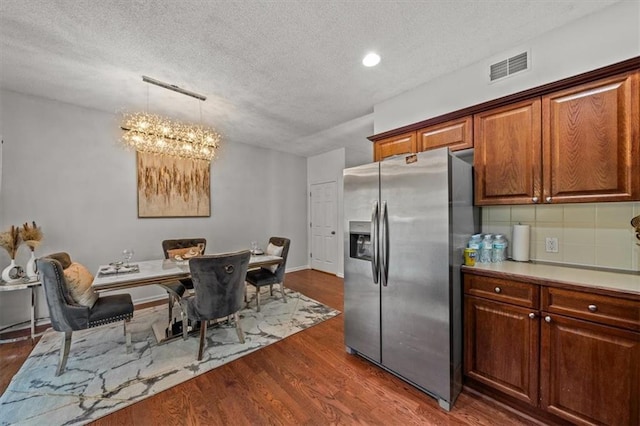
0;90;308;328
374;1;640;133
370;0;640;272
307;148;346;276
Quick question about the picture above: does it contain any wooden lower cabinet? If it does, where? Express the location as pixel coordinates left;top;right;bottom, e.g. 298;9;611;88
464;296;539;405
464;272;640;425
540;313;640;426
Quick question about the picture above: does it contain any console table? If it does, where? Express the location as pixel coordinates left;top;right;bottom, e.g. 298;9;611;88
0;278;48;344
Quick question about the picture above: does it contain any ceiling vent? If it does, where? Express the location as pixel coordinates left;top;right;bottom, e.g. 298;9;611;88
489;51;529;82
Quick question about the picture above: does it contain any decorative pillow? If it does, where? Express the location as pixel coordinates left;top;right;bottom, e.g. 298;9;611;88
265;243;284;273
63;262;98;308
167;246;200;260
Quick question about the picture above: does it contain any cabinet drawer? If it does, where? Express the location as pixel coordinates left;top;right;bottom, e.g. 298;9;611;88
464;274;539;308
542;287;640;331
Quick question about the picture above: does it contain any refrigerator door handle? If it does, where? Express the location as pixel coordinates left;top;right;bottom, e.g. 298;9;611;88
371;201;379;284
381;201;389;286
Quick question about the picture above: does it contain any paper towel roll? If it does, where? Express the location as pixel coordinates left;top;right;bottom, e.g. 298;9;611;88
512;224;530;262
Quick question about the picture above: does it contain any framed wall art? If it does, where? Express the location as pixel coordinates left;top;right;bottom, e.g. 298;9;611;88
137;152;211;217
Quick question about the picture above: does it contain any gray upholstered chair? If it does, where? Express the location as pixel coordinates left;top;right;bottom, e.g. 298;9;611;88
36;253;134;376
179;250;250;361
161;238;206;324
245;237;290;312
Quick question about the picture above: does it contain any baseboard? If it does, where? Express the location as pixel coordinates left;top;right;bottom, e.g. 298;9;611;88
286;265;310;273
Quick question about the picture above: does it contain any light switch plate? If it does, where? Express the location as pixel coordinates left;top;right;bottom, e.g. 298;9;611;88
545;237;559;253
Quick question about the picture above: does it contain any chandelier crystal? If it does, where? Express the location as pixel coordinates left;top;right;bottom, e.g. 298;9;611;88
121;112;221;161
120;76;221;162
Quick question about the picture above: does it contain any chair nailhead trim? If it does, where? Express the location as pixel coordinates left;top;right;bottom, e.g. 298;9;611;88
89;313;133;328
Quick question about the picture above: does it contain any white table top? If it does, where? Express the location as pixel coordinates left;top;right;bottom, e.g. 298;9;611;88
0;278;41;291
92;255;282;291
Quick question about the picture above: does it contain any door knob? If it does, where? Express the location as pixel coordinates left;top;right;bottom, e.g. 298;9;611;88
529;313;536;319
544;316;551;323
331;231;336;235
532;196;539;203
545;196;552;203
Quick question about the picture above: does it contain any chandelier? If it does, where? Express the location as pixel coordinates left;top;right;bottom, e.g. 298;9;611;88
121;76;221;162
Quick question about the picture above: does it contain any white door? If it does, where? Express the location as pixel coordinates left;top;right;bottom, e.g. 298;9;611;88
310;181;338;274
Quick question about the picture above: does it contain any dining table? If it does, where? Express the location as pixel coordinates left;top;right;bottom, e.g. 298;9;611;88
91;254;283;344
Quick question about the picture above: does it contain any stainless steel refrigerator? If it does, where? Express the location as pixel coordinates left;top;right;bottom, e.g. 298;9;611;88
343;147;478;411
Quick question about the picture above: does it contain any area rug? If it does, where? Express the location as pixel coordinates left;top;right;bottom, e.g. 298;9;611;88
0;289;340;425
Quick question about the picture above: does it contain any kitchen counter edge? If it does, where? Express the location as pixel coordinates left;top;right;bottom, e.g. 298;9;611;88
462;261;640;299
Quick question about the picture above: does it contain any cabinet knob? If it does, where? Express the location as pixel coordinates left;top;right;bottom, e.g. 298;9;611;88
545;196;552;203
588;304;598;312
494;287;501;294
544;315;551;323
532;196;539;203
529;313;536;319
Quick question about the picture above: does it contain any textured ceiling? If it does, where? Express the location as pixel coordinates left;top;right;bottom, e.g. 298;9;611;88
0;0;619;157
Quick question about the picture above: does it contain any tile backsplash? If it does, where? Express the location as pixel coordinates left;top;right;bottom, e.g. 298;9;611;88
482;202;640;271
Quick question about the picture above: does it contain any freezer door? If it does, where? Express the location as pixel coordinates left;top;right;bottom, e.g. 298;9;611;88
344;161;381;362
380;149;452;400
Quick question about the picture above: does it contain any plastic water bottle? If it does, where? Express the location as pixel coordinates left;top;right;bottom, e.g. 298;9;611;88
468;234;482;251
479;234;493;263
492;234;508;263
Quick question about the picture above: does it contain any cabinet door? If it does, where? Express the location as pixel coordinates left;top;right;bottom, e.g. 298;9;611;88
417;116;473;152
474;99;542;205
373;132;417;161
542;71;640;203
540;314;640;425
464;296;539;405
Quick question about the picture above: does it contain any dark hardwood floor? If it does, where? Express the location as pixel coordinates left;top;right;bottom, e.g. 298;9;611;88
1;270;540;425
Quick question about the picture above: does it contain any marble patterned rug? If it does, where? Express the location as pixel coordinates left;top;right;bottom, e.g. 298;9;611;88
0;289;340;425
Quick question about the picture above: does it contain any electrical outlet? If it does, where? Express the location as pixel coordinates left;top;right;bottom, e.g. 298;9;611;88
545;237;559;253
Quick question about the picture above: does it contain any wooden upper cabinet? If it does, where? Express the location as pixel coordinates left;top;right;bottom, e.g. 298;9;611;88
417;116;473;152
542;71;640;203
373;116;473;161
373;131;417;162
474;99;542;205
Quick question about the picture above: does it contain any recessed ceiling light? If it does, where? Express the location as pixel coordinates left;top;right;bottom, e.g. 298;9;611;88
362;52;381;67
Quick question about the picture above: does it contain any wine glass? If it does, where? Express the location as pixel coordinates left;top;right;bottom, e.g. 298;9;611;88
250;241;258;254
123;249;135;267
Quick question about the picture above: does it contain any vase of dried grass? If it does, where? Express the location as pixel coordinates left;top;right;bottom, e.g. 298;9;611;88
26;251;38;280
2;259;23;283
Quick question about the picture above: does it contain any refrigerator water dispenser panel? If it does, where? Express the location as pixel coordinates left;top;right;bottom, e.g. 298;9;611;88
349;221;372;261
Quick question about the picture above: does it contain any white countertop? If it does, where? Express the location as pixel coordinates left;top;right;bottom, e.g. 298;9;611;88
464;261;640;296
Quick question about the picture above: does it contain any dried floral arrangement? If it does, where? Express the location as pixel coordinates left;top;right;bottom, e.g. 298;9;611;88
22;221;44;252
0;225;22;260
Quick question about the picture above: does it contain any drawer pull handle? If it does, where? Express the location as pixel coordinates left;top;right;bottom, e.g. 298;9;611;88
544;316;551;323
494;287;501;294
528;313;536;319
588;304;598;312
